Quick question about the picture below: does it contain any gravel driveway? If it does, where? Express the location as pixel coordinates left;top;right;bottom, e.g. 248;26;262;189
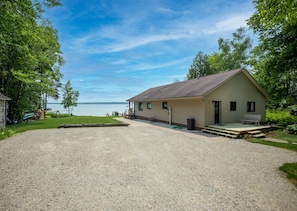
1;119;297;210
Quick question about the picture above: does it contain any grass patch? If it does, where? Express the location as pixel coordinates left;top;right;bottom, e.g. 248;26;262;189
249;139;297;152
0;116;122;140
279;163;297;186
269;130;297;143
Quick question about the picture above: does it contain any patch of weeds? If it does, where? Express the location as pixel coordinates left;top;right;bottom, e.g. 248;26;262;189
0;129;17;140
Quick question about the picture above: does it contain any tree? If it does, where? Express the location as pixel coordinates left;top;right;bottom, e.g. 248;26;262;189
0;0;63;120
187;51;213;79
61;80;79;115
247;0;297;106
208;27;252;72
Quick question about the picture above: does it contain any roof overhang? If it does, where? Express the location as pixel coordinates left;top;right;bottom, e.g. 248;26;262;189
0;94;11;101
127;96;204;102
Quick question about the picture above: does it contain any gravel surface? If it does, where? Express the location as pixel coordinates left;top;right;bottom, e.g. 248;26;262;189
1;119;297;210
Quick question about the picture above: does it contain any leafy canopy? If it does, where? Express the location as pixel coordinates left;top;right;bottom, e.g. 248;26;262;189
0;0;63;120
187;51;212;79
187;27;252;79
247;0;297;106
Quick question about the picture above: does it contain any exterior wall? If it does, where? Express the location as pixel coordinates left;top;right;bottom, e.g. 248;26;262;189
204;72;267;125
134;98;205;128
0;100;5;129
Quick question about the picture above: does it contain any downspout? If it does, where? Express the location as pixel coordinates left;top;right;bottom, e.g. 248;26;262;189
168;106;172;125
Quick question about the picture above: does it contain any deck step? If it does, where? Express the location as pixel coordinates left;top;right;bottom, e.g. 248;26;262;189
253;133;266;138
202;129;238;139
247;130;262;134
204;126;240;135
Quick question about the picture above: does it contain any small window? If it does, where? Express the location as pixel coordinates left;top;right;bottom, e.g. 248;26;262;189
138;102;143;111
147;102;152;109
162;102;168;109
230;101;236;111
247;102;255;112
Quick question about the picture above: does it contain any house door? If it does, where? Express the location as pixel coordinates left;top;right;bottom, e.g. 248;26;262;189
214;101;221;124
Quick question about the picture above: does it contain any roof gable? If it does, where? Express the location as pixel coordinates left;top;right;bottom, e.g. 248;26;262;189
0;93;10;101
128;68;268;101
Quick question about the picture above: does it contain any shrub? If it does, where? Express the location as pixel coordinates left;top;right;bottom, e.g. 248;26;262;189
266;110;297;127
286;124;297;135
289;105;297;116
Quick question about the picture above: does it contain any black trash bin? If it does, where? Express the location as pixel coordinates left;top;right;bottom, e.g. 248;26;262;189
187;118;195;130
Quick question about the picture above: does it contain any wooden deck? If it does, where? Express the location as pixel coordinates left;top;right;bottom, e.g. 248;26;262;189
202;123;271;138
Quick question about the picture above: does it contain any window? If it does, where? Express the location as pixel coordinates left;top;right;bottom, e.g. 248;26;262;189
138;102;143;111
162;102;168;109
230;101;236;111
147;102;152;109
247;102;255;112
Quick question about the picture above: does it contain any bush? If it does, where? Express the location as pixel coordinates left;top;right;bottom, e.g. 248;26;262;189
286;124;297;135
289;105;297;116
266;110;297;127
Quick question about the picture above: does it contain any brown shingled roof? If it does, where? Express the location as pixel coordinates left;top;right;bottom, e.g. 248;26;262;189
0;93;11;101
127;68;267;101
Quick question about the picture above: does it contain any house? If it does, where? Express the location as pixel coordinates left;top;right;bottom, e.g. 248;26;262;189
127;68;268;129
0;93;11;129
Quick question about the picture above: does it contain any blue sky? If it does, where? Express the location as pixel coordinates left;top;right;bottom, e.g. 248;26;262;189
45;0;256;102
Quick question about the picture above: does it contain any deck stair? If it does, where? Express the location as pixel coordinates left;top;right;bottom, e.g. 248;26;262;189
202;125;266;139
247;130;266;138
202;126;240;139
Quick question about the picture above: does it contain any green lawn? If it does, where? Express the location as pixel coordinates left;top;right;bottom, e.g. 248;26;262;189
269;130;297;143
0;116;122;140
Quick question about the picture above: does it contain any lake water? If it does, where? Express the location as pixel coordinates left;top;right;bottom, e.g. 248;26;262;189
47;103;129;116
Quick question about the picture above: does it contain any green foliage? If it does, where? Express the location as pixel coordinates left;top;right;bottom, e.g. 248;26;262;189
61;80;79;115
0;129;16;140
0;0;63;120
248;0;297;106
208;27;252;72
286;124;297;135
289;105;297;116
187;27;252;79
0;116;122;140
266;110;297;126
187;51;213;79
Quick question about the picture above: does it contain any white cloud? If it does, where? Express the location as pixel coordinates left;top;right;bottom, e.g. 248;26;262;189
47;0;256;102
203;14;252;35
126;57;192;72
69;11;252;55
